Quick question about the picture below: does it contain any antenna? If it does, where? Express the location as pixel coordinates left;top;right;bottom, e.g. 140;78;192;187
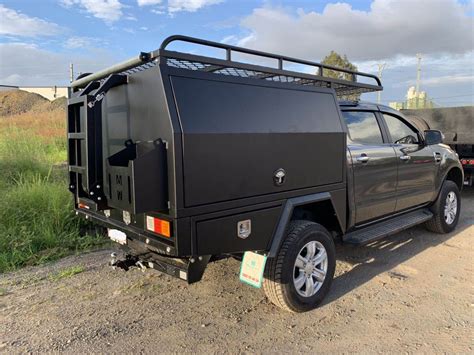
377;63;386;104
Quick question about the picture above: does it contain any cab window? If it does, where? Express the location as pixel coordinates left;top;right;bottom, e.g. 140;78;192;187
383;114;420;144
342;111;383;144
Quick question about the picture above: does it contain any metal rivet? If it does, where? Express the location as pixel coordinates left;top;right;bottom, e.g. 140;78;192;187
198;256;203;261
90;191;94;195
97;197;102;201
96;185;100;189
145;238;150;244
70;185;75;189
190;258;195;263
75;211;79;215
85;215;89;219
166;247;171;253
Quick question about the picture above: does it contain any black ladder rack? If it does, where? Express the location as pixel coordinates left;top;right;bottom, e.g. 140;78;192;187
67;74;128;208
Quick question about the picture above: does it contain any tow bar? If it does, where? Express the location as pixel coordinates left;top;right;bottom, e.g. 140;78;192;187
108;252;211;283
109;253;147;272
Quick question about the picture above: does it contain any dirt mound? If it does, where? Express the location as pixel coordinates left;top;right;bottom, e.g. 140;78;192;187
0;90;66;117
50;97;67;111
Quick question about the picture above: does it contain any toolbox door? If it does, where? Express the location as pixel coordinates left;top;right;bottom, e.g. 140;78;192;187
171;75;345;207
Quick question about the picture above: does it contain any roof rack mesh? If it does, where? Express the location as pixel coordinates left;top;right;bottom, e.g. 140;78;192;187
164;57;376;96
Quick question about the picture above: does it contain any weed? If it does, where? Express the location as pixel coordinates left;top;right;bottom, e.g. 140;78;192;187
49;265;85;281
0;108;106;273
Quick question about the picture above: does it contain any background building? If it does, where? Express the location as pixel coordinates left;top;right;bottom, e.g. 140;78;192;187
389;86;435;110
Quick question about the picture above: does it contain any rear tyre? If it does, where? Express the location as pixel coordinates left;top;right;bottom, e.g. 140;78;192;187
425;180;461;234
263;220;336;313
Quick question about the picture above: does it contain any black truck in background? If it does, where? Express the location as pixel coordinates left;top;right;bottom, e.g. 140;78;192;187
67;36;463;312
402;106;473;186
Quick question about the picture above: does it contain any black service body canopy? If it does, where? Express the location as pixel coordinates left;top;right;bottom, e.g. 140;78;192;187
67;35;382;258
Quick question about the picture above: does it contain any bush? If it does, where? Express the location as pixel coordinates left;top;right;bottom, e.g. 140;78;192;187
0;110;106;273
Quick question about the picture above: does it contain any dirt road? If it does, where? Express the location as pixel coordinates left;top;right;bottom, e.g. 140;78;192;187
2;190;473;353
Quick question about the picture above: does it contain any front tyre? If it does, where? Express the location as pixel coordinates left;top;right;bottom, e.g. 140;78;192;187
263;220;336;313
425;180;461;234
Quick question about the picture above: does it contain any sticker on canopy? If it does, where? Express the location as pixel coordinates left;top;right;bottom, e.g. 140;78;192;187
239;251;267;288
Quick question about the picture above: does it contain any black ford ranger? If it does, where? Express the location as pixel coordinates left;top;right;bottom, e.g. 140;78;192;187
68;36;463;312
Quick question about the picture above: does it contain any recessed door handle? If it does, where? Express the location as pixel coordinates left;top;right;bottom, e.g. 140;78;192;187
356;155;369;163
400;155;411;161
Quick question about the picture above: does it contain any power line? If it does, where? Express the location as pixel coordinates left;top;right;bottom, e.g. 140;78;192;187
429;94;474;100
376;93;474;102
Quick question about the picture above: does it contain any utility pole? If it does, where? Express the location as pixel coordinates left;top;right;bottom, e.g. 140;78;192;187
69;63;74;83
415;53;422;109
377;63;386;104
415;53;422;94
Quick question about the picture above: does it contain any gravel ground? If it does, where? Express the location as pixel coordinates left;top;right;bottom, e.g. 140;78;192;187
1;189;473;353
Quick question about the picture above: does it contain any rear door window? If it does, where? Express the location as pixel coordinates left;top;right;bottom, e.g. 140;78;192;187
342;111;383;144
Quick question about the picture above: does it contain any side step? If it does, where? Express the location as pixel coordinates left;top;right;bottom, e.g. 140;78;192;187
343;208;433;245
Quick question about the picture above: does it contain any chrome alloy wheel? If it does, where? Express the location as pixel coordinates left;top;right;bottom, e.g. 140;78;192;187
444;191;458;225
293;241;328;297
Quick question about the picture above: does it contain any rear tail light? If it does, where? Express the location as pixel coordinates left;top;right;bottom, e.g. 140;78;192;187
461;159;474;165
146;216;171;237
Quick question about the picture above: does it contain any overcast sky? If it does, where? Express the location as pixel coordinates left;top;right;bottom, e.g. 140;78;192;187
0;0;473;106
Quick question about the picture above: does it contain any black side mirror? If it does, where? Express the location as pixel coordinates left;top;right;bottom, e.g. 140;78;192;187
424;130;444;145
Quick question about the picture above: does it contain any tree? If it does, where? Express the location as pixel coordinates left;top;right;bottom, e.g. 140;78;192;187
321;51;360;101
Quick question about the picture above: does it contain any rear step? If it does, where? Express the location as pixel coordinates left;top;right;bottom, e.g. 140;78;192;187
343;208;433;245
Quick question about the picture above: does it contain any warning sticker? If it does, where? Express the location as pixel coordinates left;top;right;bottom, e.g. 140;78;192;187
239;252;267;288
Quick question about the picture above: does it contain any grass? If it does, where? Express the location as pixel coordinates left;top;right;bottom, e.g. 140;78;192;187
0;110;107;273
49;265;85;281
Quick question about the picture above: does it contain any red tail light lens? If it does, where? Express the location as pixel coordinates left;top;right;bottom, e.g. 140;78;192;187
146;216;171;237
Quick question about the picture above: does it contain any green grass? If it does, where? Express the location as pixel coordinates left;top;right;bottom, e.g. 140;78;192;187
0;111;107;273
49;265;85;281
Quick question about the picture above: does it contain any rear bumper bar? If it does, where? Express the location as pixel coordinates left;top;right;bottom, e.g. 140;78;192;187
76;208;176;256
76;208;210;283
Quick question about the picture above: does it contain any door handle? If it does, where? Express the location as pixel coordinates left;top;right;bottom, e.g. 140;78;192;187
400;155;411;161
356;155;369;163
434;152;442;163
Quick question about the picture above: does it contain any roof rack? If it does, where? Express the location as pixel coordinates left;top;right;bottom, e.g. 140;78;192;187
71;35;382;96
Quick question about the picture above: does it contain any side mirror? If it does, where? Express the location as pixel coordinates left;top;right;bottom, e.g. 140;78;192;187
424;130;444;145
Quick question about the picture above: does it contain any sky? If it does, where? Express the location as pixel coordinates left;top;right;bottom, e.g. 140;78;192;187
0;0;473;106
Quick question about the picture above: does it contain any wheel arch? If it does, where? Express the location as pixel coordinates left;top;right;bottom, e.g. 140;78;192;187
268;190;346;258
444;166;463;191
